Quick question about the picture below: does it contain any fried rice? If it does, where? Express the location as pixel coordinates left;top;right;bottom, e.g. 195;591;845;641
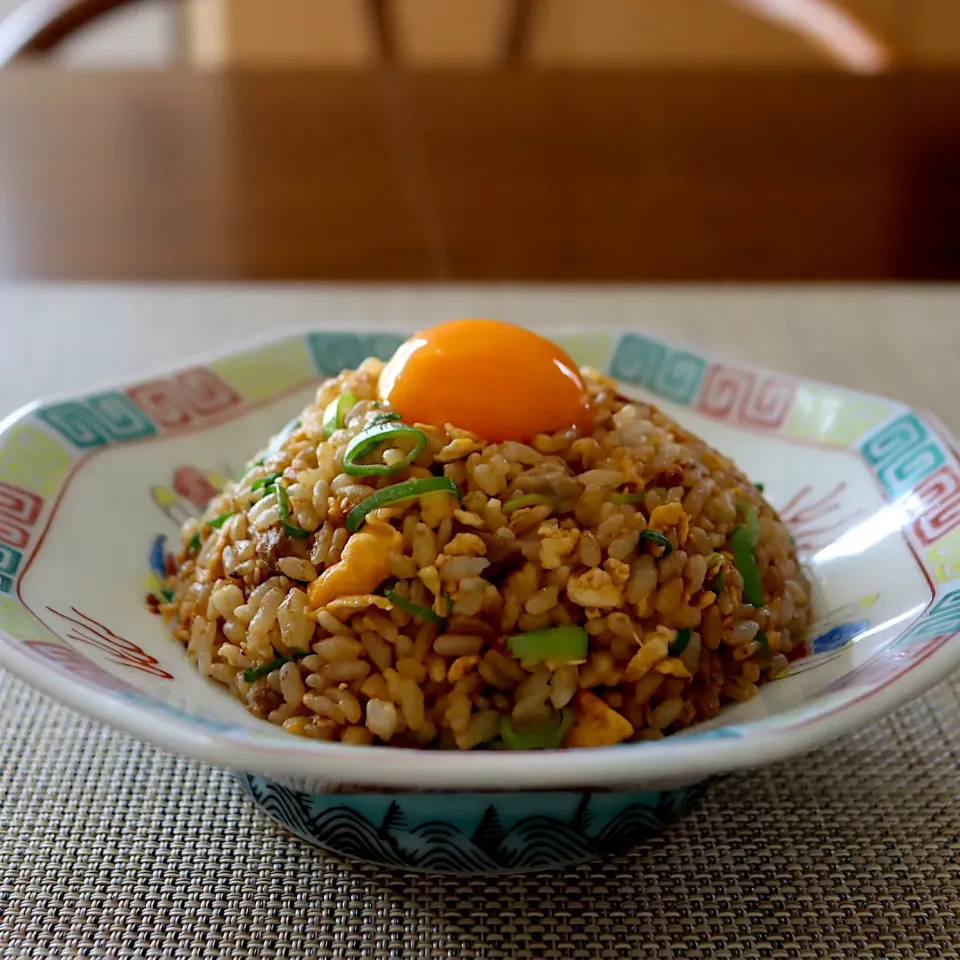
162;359;813;750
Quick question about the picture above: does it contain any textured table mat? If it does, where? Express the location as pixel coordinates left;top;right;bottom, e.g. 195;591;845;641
1;286;959;959
2;672;958;959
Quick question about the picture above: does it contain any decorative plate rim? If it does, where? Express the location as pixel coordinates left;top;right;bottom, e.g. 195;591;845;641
0;325;958;791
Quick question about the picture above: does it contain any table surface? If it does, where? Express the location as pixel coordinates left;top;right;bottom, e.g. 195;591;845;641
1;69;960;282
0;285;959;960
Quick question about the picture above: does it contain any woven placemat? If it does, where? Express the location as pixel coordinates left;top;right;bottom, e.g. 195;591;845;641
0;670;957;959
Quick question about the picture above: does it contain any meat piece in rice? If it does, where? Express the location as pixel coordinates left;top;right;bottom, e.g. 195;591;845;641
163;359;813;750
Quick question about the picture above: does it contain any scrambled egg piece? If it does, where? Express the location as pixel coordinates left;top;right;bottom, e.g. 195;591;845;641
648;501;690;546
538;523;580;570
444;533;487;557
603;558;631;589
308;521;402;608
649;502;684;530
565;690;634;748
417;563;442;597
567;568;622;609
453;509;486;529
447;655;480;683
625;631;670;681
324;595;395;618
436;432;486;463
618;457;647;490
655;657;692;679
420;490;457;526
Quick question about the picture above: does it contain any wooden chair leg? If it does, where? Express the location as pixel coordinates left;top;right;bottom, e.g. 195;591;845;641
501;0;538;65
366;0;397;62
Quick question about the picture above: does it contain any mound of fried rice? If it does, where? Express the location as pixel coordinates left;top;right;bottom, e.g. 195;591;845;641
162;359;813;750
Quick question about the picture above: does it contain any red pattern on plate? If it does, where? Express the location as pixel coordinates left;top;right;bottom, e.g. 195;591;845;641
126;367;241;429
696;364;795;429
908;464;960;547
0;482;43;550
47;606;173;680
23;639;141;692
779;482;867;552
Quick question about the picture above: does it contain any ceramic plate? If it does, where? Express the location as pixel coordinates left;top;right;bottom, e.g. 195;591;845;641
1;327;958;792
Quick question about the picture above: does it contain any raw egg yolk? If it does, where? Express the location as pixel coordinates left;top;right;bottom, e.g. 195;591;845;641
378;319;594;443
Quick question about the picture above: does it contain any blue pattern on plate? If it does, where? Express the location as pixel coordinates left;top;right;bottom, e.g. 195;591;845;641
149;534;167;581
609;333;706;405
238;774;707;875
811;619;871;654
896;588;960;646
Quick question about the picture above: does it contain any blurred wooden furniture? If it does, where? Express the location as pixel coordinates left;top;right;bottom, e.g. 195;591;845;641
187;0;391;67
186;0;960;69
0;0;173;64
0;69;958;282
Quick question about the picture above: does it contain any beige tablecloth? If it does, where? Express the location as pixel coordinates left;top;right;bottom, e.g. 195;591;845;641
0;286;958;959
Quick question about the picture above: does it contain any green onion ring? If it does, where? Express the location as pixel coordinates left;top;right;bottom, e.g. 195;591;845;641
500;709;574;750
507;626;588;662
612;491;646;506
323;392;358;438
739;502;760;547
731;525;764;606
383;587;445;624
243;651;309;684
343;421;428;477
346;477;461;532
251;472;282;493
276;484;311;540
669;628;692;657
638;529;673;557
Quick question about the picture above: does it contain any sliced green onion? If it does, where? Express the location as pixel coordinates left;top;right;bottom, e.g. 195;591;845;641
383;587;445;624
343;421;428;477
266;418;301;456
276;484;311;540
638;529;673;557
500;709;574;750
242;651;309;684
739;502;760;547
669;628;692;657
251;472;282;493
502;493;551;514
731;525;764;606
323;392;358;437
507;626;588;662
160;588;174;603
754;482;765;493
188;532;201;551
208;511;234;529
756;629;770;652
346;477;461;532
612;491;646;506
711;570;724;594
